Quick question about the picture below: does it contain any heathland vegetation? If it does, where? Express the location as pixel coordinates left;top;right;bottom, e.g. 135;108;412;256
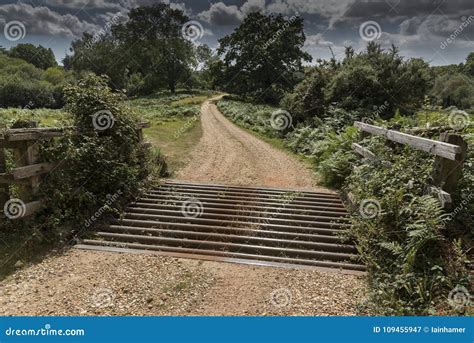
0;3;472;315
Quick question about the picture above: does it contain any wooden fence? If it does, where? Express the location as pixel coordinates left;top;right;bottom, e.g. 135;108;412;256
0;121;149;220
352;121;468;209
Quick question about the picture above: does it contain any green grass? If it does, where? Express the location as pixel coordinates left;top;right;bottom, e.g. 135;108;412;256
0;108;69;127
127;90;218;174
144;115;202;174
171;95;211;106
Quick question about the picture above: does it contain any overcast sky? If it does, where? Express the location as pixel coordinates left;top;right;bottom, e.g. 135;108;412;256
0;0;473;65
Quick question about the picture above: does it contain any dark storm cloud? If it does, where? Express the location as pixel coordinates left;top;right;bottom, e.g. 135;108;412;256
0;2;99;37
343;0;472;20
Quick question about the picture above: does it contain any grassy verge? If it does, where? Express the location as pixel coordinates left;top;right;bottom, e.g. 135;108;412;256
128;90;218;174
0;108;69;127
144;116;202;173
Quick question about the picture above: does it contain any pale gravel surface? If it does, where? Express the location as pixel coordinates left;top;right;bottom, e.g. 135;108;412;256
0;250;366;316
0;98;368;316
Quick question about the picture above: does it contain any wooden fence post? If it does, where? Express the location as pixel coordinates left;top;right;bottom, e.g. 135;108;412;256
12;121;39;202
0;124;7;214
432;133;468;194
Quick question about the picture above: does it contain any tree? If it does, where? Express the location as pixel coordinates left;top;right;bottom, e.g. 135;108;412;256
431;73;474;109
112;4;194;94
285;42;432;120
464;52;474;77
9;44;57;70
65;4;194;94
194;45;220;89
281;66;333;122
216;12;311;103
64;33;128;90
324;43;432;117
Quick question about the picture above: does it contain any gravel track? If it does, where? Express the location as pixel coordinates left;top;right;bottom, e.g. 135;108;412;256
177;98;331;192
0;98;367;316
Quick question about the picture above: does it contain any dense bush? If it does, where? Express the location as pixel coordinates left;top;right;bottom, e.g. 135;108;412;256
8;44;57;70
343;140;470;315
280;67;332;121
430;73;474;109
36;75;161;236
0;52;70;109
0;77;56;108
283;43;432;122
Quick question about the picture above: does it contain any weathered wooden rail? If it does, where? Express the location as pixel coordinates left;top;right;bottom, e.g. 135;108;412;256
352;121;468;208
0;121;150;220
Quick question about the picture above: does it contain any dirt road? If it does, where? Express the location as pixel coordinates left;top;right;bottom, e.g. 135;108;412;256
0;98;367;316
177;98;329;191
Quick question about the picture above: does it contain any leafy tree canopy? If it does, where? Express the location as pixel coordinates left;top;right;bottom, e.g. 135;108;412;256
65;4;195;95
217;12;311;104
9;43;57;70
284;42;433;122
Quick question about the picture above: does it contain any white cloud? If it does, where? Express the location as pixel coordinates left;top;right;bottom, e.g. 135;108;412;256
240;0;266;15
269;0;355;27
305;33;333;47
197;0;285;26
198;2;243;26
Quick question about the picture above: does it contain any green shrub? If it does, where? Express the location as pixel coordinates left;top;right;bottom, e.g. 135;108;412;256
37;75;156;234
280;67;332;122
286;116;471;314
217;98;282;137
431;73;474;109
0;77;56;108
283;43;432;120
343;137;471;315
0;53;71;109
